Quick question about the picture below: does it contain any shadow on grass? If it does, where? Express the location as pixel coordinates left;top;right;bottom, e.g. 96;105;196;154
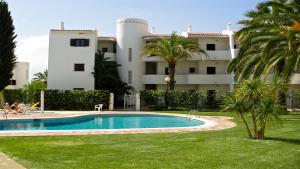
265;137;300;145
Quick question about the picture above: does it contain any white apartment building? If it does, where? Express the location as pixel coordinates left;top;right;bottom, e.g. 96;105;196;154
5;62;30;89
48;18;235;93
48;18;300;94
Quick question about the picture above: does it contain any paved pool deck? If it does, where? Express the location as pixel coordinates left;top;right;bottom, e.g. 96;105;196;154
0;111;236;136
0;152;25;169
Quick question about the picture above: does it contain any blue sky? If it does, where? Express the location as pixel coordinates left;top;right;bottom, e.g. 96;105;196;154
5;0;262;79
7;0;262;38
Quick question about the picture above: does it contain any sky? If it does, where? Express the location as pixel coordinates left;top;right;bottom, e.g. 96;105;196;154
6;0;262;80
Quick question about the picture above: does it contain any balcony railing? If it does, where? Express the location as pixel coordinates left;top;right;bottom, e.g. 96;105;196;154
142;50;232;61
143;74;233;84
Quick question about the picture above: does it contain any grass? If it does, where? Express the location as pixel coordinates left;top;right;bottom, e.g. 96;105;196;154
0;111;299;169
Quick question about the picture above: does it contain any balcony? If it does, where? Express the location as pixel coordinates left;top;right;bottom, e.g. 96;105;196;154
143;74;233;84
203;51;231;60
104;52;116;61
142;50;231;61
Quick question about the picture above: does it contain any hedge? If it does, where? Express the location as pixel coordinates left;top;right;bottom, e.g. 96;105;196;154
2;89;110;110
2;89;24;104
43;90;110;110
140;90;227;110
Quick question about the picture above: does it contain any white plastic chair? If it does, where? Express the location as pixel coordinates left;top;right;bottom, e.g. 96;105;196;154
95;104;103;111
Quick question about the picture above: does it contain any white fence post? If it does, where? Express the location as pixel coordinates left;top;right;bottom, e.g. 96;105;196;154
135;93;140;111
109;93;114;111
41;90;44;114
124;94;126;110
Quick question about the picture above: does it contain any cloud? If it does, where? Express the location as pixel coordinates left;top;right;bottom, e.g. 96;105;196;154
15;34;49;80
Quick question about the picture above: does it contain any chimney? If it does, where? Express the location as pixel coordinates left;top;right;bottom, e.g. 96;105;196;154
151;27;156;34
61;21;65;30
187;24;192;33
227;23;231;31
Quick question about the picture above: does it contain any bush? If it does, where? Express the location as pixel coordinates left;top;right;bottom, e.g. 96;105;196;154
22;80;47;103
2;89;24;104
141;90;227;110
2;89;110;110
44;90;110;110
0;91;4;106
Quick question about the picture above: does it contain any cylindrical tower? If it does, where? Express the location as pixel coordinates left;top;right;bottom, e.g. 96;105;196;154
116;18;149;92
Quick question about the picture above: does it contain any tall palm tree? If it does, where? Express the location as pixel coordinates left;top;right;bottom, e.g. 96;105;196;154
227;0;300;105
142;32;205;90
33;69;48;84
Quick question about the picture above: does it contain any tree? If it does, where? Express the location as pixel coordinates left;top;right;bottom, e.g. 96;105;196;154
22;80;47;103
142;32;205;90
227;0;300;105
223;79;284;139
0;0;17;91
93;50;131;95
33;69;48;84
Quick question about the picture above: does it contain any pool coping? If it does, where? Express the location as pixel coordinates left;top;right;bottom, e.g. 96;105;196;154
0;111;236;136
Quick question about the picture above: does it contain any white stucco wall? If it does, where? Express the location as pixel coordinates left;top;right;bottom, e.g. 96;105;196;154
198;37;230;51
97;41;115;53
5;62;29;89
48;30;97;90
116;18;149;92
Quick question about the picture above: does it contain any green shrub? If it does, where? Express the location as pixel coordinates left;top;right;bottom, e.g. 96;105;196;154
2;89;24;104
0;91;4;106
44;90;110;110
141;90;227;110
2;89;110;110
22;80;46;103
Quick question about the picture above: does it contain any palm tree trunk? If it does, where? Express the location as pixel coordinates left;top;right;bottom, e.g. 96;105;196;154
168;62;176;90
251;103;258;139
276;59;286;107
239;112;253;139
257;121;266;139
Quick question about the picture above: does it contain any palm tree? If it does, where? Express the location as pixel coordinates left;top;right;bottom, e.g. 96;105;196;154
33;69;48;84
223;79;284;139
222;94;252;139
235;79;267;139
227;0;300;105
142;32;205;90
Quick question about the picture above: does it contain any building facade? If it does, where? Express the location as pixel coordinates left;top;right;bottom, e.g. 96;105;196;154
47;18;300;94
5;62;30;89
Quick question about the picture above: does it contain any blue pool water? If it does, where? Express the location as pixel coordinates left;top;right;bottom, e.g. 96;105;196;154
0;114;205;131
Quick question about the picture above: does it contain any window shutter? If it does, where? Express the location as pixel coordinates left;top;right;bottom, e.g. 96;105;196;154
85;39;89;46
70;39;76;46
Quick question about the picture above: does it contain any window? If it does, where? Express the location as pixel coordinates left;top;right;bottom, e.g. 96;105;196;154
74;64;85;71
206;44;215;51
70;39;89;47
145;84;157;90
207;67;216;74
102;47;108;53
165;67;169;75
74;88;84;90
189;67;196;73
9;80;16;85
145;62;157;75
128;48;132;62
128;70;132;84
234;44;237;49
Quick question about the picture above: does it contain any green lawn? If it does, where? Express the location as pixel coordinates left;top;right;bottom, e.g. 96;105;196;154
0;111;299;169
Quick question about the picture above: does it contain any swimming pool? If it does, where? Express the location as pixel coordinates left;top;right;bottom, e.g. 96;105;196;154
0;114;205;131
